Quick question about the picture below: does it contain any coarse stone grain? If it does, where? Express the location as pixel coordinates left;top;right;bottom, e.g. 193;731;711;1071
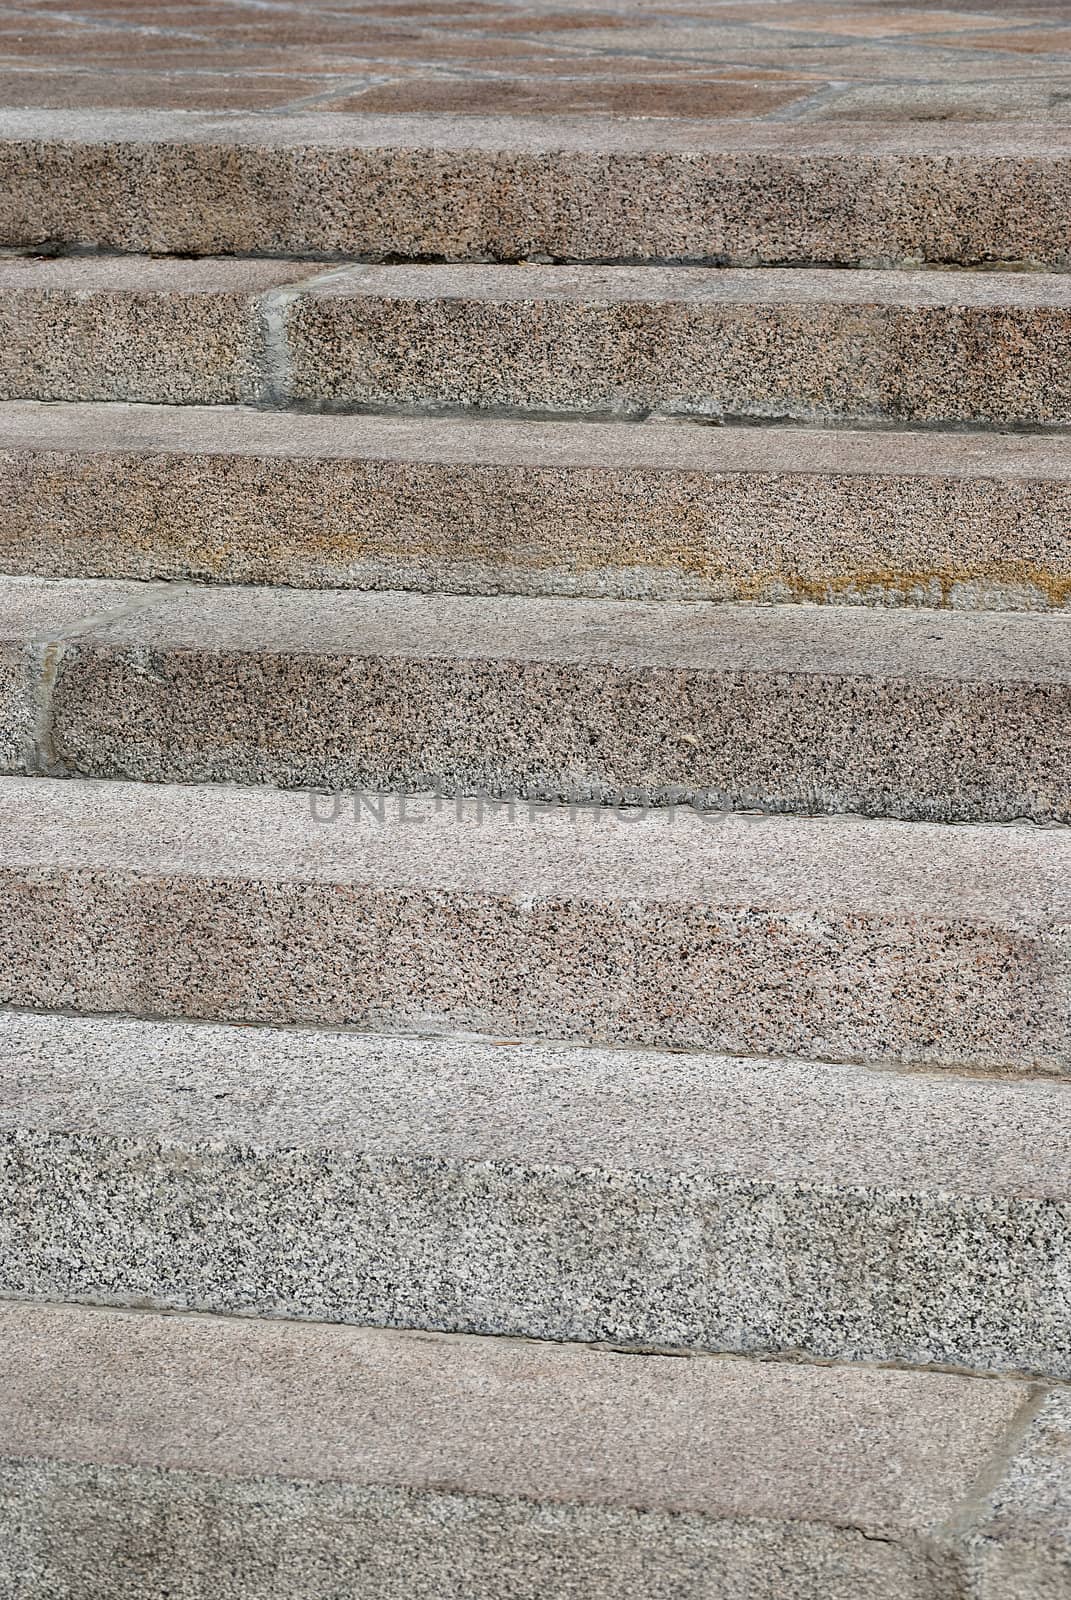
0;576;158;775
28;577;1071;823
0;774;1067;1072
970;1390;1071;1598
285;264;1071;425
3;260;1071;424
0;110;1069;265
3;402;1071;608
1;1009;1069;1374
0;1300;1036;1598
0;255;298;405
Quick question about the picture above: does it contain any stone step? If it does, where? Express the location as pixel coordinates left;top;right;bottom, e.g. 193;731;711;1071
1;110;1069;268
4;401;1071;609
0;775;1067;1073
0;1299;1061;1599
4;1008;1068;1377
3;257;1070;426
7;575;1071;823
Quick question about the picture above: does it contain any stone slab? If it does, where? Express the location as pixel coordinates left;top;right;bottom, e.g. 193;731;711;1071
2;1008;1069;1374
3;259;1070;424
1;110;1070;264
21;576;1071;823
971;1390;1071;1597
284;264;1071;425
0;1300;1038;1598
3;401;1071;607
0;774;1067;1072
0;576;158;775
0;255;298;406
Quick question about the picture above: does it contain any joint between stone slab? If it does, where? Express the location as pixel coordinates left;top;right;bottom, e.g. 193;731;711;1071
936;1385;1053;1546
24;581;178;775
250;264;370;410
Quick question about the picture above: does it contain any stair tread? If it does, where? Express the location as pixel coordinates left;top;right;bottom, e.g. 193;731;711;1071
4;402;1069;608
1;108;1069;268
6;107;1071;156
4;257;1068;424
5;575;1071;821
5;1008;1065;1197
0;775;1066;1071
0;1299;1054;1596
9;573;1071;675
3;1008;1068;1373
6;397;1070;475
2;772;1068;918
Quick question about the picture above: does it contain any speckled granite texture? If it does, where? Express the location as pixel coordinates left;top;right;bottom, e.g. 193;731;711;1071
5;403;1071;608
6;574;1071;823
284;264;1071;425
970;1390;1071;1597
4;258;1071;425
2;1010;1068;1376
2;111;1070;265
0;775;1067;1073
0;1301;1041;1599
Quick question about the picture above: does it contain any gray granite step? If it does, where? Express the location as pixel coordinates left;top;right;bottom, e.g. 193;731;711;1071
0;1299;1063;1599
3;257;1070;426
0;774;1067;1073
5;575;1071;822
3;1009;1069;1376
5;401;1071;608
1;110;1069;267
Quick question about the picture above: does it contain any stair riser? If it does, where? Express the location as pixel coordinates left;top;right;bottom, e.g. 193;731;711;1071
6;278;1071;425
1;867;1065;1072
2;117;1070;266
0;1456;970;1600
6;437;1071;608
32;644;1071;824
4;1136;1066;1378
286;296;1071;426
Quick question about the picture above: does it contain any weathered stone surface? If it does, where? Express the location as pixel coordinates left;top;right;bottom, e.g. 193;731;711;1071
4;0;1071;127
0;1301;1035;1598
22;576;1071;823
285;265;1071;425
0;775;1066;1072
0;255;296;405
1;110;1070;265
971;1391;1071;1598
3;260;1070;424
4;402;1071;608
2;1009;1069;1375
0;576;157;774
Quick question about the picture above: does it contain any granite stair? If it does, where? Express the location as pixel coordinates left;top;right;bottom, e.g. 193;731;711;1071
1;92;1069;1600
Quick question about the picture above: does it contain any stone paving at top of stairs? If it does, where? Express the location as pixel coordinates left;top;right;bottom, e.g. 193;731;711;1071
3;0;1071;121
